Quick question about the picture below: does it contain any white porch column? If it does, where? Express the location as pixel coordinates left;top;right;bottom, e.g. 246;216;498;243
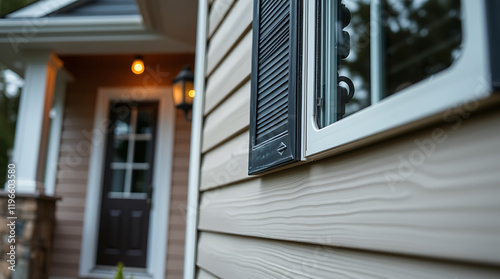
12;51;63;193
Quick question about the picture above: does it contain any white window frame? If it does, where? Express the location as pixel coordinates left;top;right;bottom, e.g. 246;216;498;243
303;0;492;159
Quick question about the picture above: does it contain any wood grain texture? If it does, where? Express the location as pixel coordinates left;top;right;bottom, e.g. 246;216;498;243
197;267;220;279
198;232;500;279
204;30;252;115
201;131;249;191
198;111;500;265
207;0;252;75
208;0;235;39
202;80;250;152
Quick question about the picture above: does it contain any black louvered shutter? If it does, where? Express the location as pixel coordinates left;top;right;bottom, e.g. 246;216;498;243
248;0;302;175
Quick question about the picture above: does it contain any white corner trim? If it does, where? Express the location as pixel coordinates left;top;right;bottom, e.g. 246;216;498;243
6;0;80;18
79;87;175;279
44;68;73;196
184;0;208;278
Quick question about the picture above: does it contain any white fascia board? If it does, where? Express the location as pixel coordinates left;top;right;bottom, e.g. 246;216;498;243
6;0;79;18
0;15;144;34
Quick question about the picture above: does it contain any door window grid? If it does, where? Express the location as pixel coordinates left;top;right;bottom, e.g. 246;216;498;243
108;106;153;199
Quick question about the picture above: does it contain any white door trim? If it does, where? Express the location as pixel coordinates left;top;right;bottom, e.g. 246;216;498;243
79;87;175;279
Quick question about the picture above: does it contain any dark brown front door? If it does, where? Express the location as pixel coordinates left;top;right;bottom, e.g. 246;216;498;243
96;101;158;268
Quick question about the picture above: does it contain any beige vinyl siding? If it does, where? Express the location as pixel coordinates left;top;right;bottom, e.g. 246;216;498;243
208;0;235;39
50;54;193;278
165;109;191;278
202;80;250;152
50;86;95;277
199;110;500;264
206;0;253;75
198;232;500;278
196;0;500;277
197;267;220;279
204;29;252;115
200;131;249;190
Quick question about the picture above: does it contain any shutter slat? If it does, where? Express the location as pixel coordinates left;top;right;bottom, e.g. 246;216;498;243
257;79;288;109
259;8;289;48
255;0;290;145
257;88;288;116
258;68;288;101
260;0;287;26
257;100;288;130
256;120;287;143
259;30;289;74
259;3;289;41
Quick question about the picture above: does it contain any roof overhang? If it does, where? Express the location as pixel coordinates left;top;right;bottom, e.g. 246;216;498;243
0;0;197;75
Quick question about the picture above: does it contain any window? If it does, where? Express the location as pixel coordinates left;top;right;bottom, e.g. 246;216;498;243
316;0;462;129
305;0;493;157
249;0;496;174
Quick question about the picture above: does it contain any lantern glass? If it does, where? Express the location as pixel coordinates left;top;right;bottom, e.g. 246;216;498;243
173;81;184;107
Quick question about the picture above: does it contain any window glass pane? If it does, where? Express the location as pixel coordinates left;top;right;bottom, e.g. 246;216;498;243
110;169;126;192
113;107;131;135
316;0;462;129
0;65;22;187
136;107;154;134
340;0;371;117
382;0;462;96
131;170;148;193
134;140;152;163
316;0;370;128
112;139;129;162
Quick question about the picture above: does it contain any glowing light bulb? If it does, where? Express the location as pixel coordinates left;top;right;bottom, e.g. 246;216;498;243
188;89;195;98
131;58;145;75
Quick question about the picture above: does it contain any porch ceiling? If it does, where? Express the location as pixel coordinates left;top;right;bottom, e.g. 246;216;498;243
0;0;197;76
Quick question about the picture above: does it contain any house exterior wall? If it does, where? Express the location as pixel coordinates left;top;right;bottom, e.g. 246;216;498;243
194;0;500;277
48;54;193;278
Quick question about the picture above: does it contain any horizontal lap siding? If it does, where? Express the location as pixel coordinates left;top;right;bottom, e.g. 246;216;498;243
50;83;94;278
165;110;191;279
208;0;236;39
199;110;500;265
206;0;253;75
200;131;249;191
197;267;220;279
202;80;250;152
204;30;252;115
198;232;500;279
198;0;500;276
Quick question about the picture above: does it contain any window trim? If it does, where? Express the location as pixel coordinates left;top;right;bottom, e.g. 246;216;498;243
303;0;492;159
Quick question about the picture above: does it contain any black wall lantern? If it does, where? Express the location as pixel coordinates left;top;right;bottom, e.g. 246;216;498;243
172;66;195;121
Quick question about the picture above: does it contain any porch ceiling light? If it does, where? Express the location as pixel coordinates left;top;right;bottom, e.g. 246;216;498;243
173;66;195;121
131;56;145;75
